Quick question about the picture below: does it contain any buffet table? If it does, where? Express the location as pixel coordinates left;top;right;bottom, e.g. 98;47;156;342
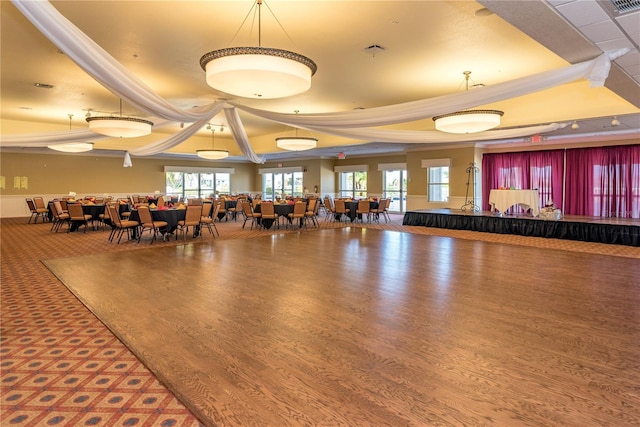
489;189;540;216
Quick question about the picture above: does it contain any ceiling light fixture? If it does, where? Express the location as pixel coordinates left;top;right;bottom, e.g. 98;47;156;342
571;121;580;129
199;0;317;99
197;128;229;160
275;110;318;151
48;114;94;153
86;99;153;138
49;142;94;153
433;71;504;134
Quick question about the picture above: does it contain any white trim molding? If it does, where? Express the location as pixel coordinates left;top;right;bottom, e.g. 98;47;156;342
258;166;304;174
421;158;451;168
164;166;235;174
334;164;369;173
378;162;407;171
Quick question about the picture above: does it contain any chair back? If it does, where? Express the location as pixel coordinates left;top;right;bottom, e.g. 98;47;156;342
201;202;213;217
108;204;122;227
157;196;165;208
33;197;46;210
48;201;57;219
26;198;37;213
211;202;221;221
334;199;347;214
67;203;85;220
323;197;333;212
242;201;254;217
307;198;317;213
137;206;153;225
358;200;370;212
261;201;275;217
292;201;307;217
54;200;65;216
185;205;202;225
188;198;203;206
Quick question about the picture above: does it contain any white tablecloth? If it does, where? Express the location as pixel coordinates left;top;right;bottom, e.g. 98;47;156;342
489;189;540;216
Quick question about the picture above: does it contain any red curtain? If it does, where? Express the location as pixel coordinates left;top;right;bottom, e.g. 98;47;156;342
482;150;564;211
565;145;640;218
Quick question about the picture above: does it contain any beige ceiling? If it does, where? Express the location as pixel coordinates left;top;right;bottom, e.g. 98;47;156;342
1;0;639;161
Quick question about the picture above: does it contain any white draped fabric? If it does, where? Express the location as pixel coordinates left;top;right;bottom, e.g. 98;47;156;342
3;0;627;165
0;129;111;147
298;123;568;144
230;49;627;129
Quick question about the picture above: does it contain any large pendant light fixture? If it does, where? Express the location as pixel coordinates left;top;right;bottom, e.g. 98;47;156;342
199;0;317;99
48;114;94;153
275;110;318;151
197;126;229;160
433;71;503;134
86;99;153;138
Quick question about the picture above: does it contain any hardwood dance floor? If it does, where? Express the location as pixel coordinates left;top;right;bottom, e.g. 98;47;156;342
43;227;640;426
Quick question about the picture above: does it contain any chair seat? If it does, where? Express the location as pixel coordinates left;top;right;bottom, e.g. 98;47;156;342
120;220;140;227
149;220;168;228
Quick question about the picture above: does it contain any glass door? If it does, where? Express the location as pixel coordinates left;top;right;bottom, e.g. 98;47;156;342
383;169;407;212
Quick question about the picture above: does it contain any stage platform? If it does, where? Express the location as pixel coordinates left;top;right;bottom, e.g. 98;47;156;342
402;209;640;247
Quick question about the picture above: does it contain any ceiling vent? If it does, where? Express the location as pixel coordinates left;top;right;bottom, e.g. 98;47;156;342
363;44;386;56
610;0;640;14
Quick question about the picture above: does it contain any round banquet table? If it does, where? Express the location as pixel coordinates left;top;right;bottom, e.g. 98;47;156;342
254;203;295;229
343;201;379;222
128;208;187;238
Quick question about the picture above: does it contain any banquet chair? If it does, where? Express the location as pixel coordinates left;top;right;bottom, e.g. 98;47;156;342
49;201;70;232
323;197;335;222
97;203;111;230
156;196;165;208
233;198;249;221
368;199;386;223
381;198;391;222
260;201;278;229
215;198;228;221
108;204;139;244
31;197;49;223
356;200;371;223
288;201;307;229
26;198;48;224
242;201;260;229
137;206;168;244
305;198;320;227
176;205;203;241
199;202;218;238
67;203;93;233
231;199;245;221
333;199;350;222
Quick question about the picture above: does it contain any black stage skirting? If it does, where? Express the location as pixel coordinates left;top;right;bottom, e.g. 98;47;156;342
403;210;640;247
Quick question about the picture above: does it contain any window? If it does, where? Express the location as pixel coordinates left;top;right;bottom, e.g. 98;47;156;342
262;172;304;199
428;166;449;202
165;171;230;199
339;171;367;199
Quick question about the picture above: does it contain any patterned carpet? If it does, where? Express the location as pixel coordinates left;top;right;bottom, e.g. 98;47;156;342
2;212;638;426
